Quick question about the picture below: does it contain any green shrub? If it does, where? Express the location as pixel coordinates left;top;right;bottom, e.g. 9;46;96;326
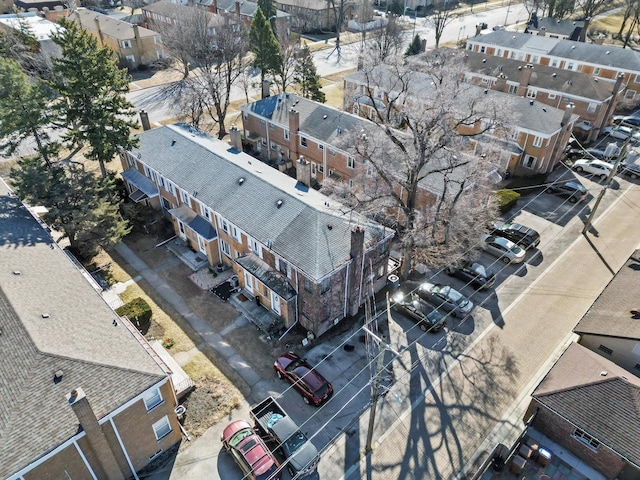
495;189;520;214
116;297;152;333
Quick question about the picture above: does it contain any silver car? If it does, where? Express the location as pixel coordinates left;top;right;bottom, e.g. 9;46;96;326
482;234;526;264
417;282;474;317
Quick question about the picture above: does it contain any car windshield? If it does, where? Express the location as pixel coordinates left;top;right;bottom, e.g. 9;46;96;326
441;286;469;307
509;243;523;254
427;308;445;323
283;431;308;454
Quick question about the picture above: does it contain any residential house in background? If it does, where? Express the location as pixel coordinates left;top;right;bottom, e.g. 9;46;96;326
0;179;182;480
193;0;291;36
524;342;640;480
72;8;164;69
142;0;236;37
0;11;62;59
525;16;586;41
463;51;624;141
344;64;579;177
573;250;640;375
272;0;357;32
466;31;640;102
119;123;394;337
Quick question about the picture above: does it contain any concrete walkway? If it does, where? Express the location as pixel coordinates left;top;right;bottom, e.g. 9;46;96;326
113;242;262;388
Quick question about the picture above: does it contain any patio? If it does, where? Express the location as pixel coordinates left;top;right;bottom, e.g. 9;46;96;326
165;238;208;271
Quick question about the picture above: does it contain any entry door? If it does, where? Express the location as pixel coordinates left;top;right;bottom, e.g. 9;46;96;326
245;272;254;293
177;220;187;240
271;291;281;315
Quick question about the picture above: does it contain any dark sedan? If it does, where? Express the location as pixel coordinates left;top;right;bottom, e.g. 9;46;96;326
418;282;474;317
391;291;446;332
492;221;540;250
545;181;587;203
445;261;496;290
274;353;333;406
618;163;640;179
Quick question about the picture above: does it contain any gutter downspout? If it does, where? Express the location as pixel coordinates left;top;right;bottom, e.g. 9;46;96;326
343;262;350;318
109;418;140;480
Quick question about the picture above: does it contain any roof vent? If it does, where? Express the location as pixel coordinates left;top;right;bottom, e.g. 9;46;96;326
594;78;598;82
484;89;488;94
571;45;576;49
606;50;610;54
482;58;486;63
42;313;50;318
323;114;328;119
600;370;608;376
529;100;534;105
112;319;118;326
542;108;547;112
171;139;176;146
552;73;557;77
276;199;283;208
13;270;21;275
137;153;142;159
238;177;245;185
337;127;342;134
327;224;333;230
54;370;63;383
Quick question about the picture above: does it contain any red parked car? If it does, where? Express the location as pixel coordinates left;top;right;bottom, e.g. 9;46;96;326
274;352;334;406
221;420;281;480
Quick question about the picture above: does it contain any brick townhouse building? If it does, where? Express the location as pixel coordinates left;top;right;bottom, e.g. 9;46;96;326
271;0;357;33
466;31;640;103
71;9;164;69
0;180;182;480
463;51;625;142
119;123;394;337
192;0;291;35
525;342;640;479
142;0;237;35
344;64;579;177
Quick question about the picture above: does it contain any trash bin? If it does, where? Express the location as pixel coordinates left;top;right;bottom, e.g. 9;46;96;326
255;295;261;307
387;274;400;290
510;455;527;475
538;447;552;466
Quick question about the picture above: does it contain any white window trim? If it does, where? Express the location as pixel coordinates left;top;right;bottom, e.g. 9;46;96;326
220;239;231;257
532;136;543;148
143;388;163;411
523;155;537;169
152;416;172;441
572;428;600;451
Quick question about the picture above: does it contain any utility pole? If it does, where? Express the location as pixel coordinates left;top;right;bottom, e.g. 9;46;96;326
582;132;633;235
364;293;399;453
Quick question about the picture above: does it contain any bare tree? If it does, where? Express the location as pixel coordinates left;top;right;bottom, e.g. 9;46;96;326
522;0;549;18
327;0;350;58
617;0;640;47
426;5;459;49
327;52;509;279
273;35;300;93
546;0;574;19
367;14;404;63
575;0;609;21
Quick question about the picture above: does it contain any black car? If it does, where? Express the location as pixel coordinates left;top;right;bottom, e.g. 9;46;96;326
445;261;496;290
565;147;608;161
546;181;587;203
613;115;640;127
618;163;640;179
391;292;446;332
492;221;540;250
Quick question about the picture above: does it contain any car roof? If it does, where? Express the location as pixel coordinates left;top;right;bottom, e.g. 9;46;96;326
270;415;300;439
293;366;326;391
563;181;587;191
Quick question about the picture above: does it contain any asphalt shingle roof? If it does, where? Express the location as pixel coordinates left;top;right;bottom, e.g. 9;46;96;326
73;8;158;40
573;250;640;340
533;343;640;467
0;180;165;478
129;124;392;280
469;31;640;72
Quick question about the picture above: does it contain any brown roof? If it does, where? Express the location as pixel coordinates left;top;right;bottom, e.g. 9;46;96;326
533;343;640;466
573;250;640;340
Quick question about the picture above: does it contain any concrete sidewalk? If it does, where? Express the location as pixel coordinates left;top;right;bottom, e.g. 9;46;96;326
323;182;640;480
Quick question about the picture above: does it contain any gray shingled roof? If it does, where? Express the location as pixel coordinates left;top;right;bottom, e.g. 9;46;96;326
469;31;640;72
0;180;165;478
527;18;583;39
465;52;615;101
73;9;158;40
143;1;227;26
196;0;289;18
129;124;392;280
573;250;640;340
533;343;640;467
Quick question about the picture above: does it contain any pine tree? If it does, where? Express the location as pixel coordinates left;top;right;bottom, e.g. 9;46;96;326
11;156;131;258
294;45;325;103
249;8;282;87
257;0;277;37
49;18;139;178
405;34;422;56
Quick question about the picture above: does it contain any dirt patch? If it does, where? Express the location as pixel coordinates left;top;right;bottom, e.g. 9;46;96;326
223;325;282;379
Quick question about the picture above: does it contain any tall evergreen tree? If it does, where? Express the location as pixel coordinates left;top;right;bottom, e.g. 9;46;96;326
294;45;325;103
49;18;139;178
405;34;422;56
249;8;282;88
11;156;131;258
0;58;58;165
258;0;277;36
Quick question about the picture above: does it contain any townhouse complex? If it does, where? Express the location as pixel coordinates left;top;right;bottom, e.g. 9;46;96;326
119;123;394;337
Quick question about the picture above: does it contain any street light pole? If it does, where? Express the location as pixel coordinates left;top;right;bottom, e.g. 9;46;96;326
504;0;512;25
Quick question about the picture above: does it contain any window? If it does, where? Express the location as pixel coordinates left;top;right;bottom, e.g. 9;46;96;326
318;164;324;174
154;36;162;44
167;181;175;195
261;138;267;146
572;429;600;450
625;90;636;100
220;239;231;257
232;226;241;242
587;103;597;113
328;148;336;157
317;144;324;152
260;119;265;125
250;238;262;258
598;344;613;355
480;46;486;53
532;136;543;148
347;157;355;169
284;129;289;140
271;141;276;151
551;59;559;68
144;165;152;178
269;123;275;129
143;388;163;411
496;49;503;56
523;155;537;169
304;278;313;292
121;39;132;49
481;78;489;84
278;258;288;275
181;191;191;207
162;198;171;210
243;112;248;121
311;163;317;175
220;218;229;234
158;175;166;189
203;207;211;220
548;93;556;99
567;62;574;71
593;67;600;75
526;89;537;99
300;137;308;147
320;277;330;294
508;84;518;95
152;416;172;441
531;55;539;63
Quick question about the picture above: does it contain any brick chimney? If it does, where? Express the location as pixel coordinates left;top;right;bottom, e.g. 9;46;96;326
601;73;625;132
67;388;125;480
229;124;242;151
235;0;241;18
579;17;590;42
289;107;300;157
561;102;575;127
347;226;366;316
262;79;271;99
517;64;534;96
296;156;311;187
495;73;509;93
139;110;151;131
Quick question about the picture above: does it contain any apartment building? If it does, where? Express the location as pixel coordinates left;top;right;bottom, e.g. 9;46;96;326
463;51;624;142
466;31;640;102
0;179;181;480
119;123;394;337
72;8;164;69
272;0;357;32
193;0;291;35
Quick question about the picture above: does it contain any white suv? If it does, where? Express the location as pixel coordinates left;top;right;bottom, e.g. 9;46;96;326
572;159;613;179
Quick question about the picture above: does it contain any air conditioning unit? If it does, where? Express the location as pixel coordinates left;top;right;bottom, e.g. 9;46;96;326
229;275;239;288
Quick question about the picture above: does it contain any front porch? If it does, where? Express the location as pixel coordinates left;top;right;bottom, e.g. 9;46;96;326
165;238;209;271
